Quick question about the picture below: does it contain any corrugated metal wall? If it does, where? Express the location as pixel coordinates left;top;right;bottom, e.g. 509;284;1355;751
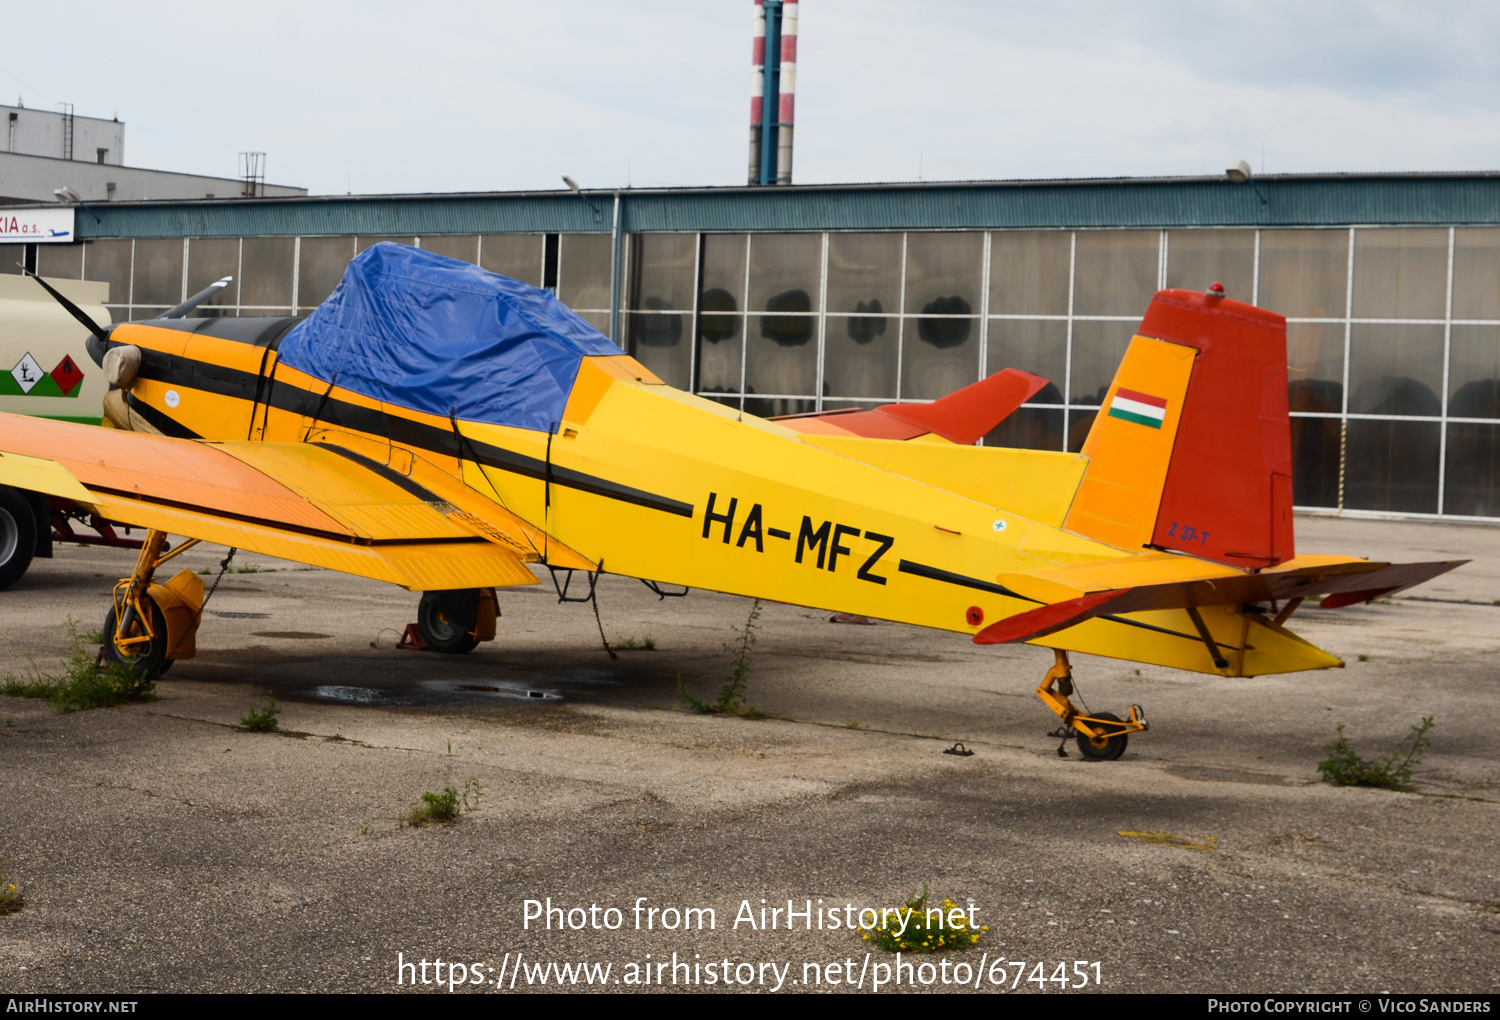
68;174;1500;240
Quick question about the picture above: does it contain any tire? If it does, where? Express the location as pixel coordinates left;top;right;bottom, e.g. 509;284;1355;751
0;487;37;591
1076;711;1129;761
103;597;172;680
417;589;481;654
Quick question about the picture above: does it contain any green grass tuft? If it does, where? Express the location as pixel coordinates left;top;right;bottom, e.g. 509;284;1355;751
862;886;987;953
0;874;23;915
402;777;483;827
1;618;154;714
1318;717;1434;791
237;692;281;732
678;599;763;718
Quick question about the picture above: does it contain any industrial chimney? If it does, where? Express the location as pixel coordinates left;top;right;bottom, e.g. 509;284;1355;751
748;0;797;186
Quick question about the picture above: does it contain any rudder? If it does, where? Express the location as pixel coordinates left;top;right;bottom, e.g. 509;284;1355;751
1064;289;1294;570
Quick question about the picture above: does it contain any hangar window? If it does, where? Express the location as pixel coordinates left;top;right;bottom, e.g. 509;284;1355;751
239;237;295;311
131;237;184;315
420;235;480;266
1071;231;1157;316
1258;229;1348;320
696;234;748;397
185;237;240;316
990;231;1070;317
1353;228;1448;320
479;234;543;287
297;236;356;311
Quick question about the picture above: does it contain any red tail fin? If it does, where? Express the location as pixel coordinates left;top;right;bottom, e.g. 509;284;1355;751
1140;290;1293;569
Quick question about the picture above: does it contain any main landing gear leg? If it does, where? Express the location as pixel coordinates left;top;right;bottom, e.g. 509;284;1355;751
1035;649;1148;761
105;529;201;680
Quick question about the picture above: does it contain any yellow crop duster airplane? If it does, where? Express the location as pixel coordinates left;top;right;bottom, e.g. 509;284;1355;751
0;245;1460;759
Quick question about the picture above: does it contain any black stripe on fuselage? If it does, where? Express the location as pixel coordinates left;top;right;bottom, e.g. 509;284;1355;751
124;345;695;518
125;391;200;439
896;560;1040;603
896;558;1235;649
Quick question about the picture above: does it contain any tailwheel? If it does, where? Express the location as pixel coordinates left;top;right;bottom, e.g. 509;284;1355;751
1075;711;1129;761
1034;649;1148;761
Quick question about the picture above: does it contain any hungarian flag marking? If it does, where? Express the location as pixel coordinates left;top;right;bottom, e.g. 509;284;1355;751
1107;387;1167;428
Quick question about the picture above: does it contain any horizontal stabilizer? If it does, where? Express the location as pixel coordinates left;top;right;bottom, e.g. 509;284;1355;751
877;368;1049;444
976;557;1466;644
774;368;1048;444
973;590;1129;644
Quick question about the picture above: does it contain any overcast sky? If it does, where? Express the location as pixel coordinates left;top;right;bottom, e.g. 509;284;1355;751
5;1;1499;195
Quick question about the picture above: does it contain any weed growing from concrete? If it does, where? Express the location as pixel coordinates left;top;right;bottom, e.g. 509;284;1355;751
613;637;656;651
678;599;763;718
0;875;22;915
402;777;483;827
862;886;986;953
406;787;460;826
1;618;155;713
237;693;281;732
1318;717;1434;791
1357;654;1370;662
462;776;483;810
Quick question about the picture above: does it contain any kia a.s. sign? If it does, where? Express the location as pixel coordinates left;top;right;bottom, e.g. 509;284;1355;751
0;207;75;243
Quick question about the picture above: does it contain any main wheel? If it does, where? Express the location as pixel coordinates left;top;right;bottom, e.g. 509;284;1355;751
0;487;37;591
417;589;481;654
1076;711;1129;761
102;597;172;680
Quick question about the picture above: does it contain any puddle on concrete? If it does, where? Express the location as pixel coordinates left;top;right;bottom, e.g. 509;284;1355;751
251;631;332;640
267;657;622;708
306;680;567;706
210;611;271;619
1167;765;1306;787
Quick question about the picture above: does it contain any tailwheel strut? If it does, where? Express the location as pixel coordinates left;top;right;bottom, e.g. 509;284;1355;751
1036;649;1148;761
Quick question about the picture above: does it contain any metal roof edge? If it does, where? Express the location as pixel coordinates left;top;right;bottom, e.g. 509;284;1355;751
40;172;1500;238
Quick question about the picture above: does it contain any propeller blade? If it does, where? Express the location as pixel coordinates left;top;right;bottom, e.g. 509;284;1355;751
19;266;110;343
160;276;232;319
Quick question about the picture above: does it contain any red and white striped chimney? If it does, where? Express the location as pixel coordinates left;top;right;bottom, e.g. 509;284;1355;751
776;1;796;185
749;0;767;184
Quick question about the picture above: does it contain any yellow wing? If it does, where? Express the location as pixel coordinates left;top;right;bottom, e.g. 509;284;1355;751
0;413;591;591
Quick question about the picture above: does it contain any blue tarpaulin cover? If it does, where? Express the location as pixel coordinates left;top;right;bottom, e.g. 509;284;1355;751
277;243;623;434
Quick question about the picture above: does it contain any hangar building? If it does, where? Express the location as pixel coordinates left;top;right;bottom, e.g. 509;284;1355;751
8;172;1500;522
